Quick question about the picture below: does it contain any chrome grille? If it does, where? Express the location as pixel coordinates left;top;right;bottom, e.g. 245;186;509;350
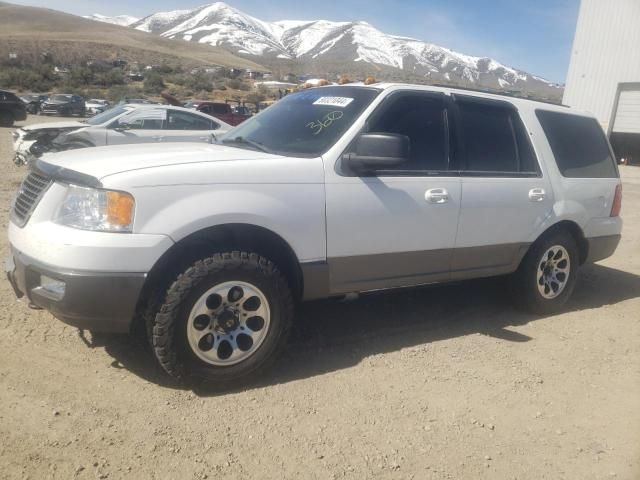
12;171;52;227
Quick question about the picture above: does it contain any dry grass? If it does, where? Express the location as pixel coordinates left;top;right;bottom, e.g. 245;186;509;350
0;2;265;70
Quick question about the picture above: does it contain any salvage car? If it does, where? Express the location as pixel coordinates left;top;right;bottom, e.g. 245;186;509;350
0;89;27;127
12;104;232;165
40;94;86;116
20;94;49;114
6;84;623;386
85;99;110;116
185;100;251;126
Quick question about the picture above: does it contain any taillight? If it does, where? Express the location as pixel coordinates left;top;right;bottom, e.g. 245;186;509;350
611;184;622;217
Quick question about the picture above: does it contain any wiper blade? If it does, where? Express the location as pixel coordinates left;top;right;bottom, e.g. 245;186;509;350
221;136;272;154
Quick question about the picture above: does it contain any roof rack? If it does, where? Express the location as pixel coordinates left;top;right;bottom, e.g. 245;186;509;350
430;83;568;108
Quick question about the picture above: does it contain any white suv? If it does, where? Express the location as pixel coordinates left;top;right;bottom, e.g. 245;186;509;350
6;84;623;385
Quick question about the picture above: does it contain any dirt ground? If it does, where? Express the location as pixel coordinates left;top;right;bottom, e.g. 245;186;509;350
0;115;638;480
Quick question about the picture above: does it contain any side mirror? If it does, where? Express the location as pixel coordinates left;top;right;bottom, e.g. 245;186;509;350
114;123;131;132
344;133;410;172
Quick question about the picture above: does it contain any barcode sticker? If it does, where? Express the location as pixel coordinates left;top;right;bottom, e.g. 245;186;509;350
313;97;354;108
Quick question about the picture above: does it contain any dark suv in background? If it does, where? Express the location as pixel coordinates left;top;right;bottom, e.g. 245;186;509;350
41;94;86;117
0;90;28;127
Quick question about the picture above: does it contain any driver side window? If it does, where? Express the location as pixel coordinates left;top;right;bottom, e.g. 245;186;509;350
365;93;449;173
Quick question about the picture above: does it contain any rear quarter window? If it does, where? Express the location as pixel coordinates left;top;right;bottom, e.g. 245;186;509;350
536;110;618;178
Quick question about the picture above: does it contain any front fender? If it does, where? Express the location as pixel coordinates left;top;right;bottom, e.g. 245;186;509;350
132;184;326;264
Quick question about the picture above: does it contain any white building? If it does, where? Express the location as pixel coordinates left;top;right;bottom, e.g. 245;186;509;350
563;0;640;162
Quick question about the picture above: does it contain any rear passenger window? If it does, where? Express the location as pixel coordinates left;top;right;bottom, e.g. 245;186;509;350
536;110;618;178
457;100;539;175
167;111;213;131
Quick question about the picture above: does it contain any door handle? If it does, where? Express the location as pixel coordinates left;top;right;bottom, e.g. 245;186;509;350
528;188;546;202
152;136;164;141
425;188;449;204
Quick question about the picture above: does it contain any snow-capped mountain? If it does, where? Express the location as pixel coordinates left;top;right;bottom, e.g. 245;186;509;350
84;14;139;27
93;2;560;94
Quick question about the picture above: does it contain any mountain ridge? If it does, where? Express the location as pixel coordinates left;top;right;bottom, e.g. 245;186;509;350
92;2;561;97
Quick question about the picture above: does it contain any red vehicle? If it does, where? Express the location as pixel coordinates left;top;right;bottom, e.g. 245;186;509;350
185;101;251;126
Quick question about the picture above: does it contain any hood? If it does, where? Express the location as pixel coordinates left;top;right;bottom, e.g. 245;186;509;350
40;142;281;180
23;121;86;132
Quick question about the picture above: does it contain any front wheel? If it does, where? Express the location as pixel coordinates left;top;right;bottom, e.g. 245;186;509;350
151;252;293;385
513;230;579;315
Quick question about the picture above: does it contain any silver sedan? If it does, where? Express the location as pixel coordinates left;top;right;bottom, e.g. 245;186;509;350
12;104;233;165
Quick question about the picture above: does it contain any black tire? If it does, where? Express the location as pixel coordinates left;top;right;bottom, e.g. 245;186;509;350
513;230;579;315
0;112;14;127
151;251;293;385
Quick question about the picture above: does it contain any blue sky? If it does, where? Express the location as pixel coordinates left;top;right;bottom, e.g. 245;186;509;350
10;0;580;82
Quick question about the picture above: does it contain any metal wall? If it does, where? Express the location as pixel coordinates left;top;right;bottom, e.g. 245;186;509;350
563;0;640;131
613;86;640;134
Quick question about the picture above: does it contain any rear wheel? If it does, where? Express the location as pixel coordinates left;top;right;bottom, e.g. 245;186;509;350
513;230;579;315
0;112;13;127
151;252;293;385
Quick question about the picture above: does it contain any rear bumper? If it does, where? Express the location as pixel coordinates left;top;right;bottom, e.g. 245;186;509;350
586;234;621;263
6;247;145;333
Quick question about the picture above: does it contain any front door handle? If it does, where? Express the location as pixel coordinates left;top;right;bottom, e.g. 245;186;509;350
152;135;164;141
425;188;449;204
528;188;546;202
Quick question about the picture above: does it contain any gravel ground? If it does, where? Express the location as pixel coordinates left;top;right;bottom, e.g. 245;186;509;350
0;115;639;480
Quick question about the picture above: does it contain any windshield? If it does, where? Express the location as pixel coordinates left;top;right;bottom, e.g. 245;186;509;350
85;105;130;125
52;95;72;102
220;86;380;157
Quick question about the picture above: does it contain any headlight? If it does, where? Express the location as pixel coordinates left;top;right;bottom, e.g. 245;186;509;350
55;185;135;233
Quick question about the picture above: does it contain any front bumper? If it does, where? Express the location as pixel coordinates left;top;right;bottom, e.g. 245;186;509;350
12;138;36;165
6;247;145;333
41;106;65;115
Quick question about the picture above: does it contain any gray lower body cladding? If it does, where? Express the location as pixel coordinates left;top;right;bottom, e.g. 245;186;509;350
4;236;621;333
585;235;621;263
7;248;144;333
301;236;620;299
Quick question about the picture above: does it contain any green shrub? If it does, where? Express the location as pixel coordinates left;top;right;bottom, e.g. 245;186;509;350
143;72;165;94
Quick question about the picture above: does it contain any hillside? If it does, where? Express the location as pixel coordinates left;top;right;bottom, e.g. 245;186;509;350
0;2;265;70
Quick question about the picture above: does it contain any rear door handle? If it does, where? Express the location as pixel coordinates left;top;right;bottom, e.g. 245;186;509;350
528;188;546;202
425;188;449;204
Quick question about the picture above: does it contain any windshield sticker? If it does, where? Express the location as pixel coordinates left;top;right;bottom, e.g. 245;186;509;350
306;111;344;135
312;97;355;108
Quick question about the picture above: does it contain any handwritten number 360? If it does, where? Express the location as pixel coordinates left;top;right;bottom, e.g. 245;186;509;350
307;111;344;136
